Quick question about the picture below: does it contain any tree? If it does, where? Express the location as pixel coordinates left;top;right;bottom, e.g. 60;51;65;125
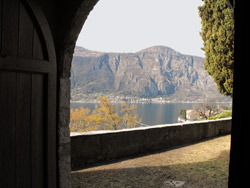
70;97;139;132
193;98;221;119
199;0;234;97
93;96;121;130
120;102;138;128
180;109;187;121
70;107;94;132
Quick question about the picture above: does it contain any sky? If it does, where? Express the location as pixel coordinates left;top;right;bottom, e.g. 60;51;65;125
76;0;205;57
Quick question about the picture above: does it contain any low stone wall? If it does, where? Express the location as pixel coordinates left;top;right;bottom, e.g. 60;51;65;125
70;118;231;168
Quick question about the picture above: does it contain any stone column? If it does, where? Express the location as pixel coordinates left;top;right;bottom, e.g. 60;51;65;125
58;77;72;188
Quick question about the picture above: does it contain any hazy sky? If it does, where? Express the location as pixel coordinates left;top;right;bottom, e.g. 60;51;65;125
76;0;205;57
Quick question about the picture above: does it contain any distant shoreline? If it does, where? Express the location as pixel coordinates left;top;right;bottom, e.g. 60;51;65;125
70;100;232;104
70;94;232;105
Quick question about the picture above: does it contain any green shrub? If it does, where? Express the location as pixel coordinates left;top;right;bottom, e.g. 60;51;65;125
207;110;232;120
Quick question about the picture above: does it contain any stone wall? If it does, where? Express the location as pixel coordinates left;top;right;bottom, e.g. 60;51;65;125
71;118;231;168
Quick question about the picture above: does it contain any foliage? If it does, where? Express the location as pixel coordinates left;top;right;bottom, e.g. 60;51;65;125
92;97;121;130
207;110;232;120
199;0;234;97
179;109;187;120
70;107;93;132
70;97;139;132
120;102;138;128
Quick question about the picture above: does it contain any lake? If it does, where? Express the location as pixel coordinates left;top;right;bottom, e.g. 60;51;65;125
70;103;196;126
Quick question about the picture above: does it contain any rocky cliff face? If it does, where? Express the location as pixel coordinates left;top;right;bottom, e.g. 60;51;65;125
71;46;229;101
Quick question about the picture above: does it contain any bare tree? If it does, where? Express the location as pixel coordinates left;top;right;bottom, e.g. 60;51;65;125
194;98;221;119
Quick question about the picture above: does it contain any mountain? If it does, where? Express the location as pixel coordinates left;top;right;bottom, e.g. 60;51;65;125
71;46;230;102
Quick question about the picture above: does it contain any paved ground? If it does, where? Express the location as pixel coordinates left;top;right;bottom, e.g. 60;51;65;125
72;135;231;188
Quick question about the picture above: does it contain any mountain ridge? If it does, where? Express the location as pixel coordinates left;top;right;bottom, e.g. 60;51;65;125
71;45;230;102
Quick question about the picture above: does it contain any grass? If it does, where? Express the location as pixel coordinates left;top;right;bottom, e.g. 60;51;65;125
207;110;232;120
72;135;231;188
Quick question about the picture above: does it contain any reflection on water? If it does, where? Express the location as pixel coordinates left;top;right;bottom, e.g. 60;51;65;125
135;103;194;125
70;103;194;126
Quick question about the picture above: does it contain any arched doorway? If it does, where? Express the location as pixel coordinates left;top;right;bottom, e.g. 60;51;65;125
58;0;234;187
1;0;241;188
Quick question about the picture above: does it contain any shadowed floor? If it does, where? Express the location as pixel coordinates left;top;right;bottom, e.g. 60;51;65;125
72;135;231;188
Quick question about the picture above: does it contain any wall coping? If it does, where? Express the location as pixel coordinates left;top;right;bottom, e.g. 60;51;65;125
70;117;232;137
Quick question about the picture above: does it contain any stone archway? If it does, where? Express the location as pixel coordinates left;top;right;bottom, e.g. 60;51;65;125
56;0;237;187
56;1;99;187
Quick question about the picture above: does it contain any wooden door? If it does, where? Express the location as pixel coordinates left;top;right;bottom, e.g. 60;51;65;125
0;0;57;187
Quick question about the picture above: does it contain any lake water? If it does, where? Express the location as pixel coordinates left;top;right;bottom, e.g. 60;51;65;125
70;103;195;126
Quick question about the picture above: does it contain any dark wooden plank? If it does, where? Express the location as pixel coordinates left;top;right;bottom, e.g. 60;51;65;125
2;0;20;56
0;56;53;73
26;0;52;61
31;74;45;188
0;0;3;54
0;71;16;187
33;26;45;60
18;2;34;58
15;72;31;188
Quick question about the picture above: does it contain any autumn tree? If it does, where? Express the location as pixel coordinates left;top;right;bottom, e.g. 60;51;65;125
70;107;93;132
93;96;121;130
120;102;138;128
70;97;139;132
199;0;234;97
